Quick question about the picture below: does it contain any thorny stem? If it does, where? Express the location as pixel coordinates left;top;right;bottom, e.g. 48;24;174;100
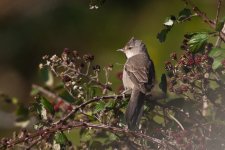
7;85;195;149
1;121;175;149
181;0;225;42
215;0;222;25
31;83;198;127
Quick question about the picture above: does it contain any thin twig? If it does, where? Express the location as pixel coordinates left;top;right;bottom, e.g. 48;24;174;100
178;13;198;23
215;0;222;25
182;0;215;28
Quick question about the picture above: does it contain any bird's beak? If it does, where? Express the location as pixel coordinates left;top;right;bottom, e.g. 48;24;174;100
117;48;124;52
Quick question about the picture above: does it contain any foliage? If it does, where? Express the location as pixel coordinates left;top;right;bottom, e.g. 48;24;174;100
1;0;225;150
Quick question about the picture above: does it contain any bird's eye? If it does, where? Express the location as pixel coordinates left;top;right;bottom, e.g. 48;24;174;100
128;46;133;50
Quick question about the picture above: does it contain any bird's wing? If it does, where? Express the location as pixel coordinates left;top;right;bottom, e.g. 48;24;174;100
124;54;155;94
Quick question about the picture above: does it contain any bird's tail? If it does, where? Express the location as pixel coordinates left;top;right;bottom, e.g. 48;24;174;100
125;88;145;130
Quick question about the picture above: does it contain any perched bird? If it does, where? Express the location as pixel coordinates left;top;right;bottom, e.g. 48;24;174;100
118;37;155;130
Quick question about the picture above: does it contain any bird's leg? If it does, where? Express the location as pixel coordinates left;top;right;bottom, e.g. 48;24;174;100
121;88;132;100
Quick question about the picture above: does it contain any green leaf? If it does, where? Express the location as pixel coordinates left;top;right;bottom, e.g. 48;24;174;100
153;114;164;125
54;132;68;145
216;17;225;31
107;132;117;141
159;74;167;94
40;97;55;115
94;101;105;113
209;48;225;69
187;32;209;53
59;91;75;103
105;100;114;108
157;28;171;43
178;8;192;21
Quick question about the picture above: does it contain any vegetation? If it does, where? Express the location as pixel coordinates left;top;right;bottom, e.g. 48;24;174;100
0;0;225;149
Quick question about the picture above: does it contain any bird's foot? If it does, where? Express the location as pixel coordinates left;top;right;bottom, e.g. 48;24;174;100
121;89;132;100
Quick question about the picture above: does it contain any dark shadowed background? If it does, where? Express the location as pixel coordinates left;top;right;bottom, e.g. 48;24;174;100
0;0;223;137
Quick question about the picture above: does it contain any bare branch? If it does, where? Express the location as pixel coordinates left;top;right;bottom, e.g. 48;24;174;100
2;121;175;149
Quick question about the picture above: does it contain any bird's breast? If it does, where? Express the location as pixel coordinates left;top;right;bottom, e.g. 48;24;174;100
122;69;134;90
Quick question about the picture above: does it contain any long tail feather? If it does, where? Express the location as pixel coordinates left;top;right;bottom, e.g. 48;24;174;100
125;88;145;130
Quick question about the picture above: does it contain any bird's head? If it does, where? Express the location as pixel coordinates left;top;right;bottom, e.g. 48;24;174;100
117;37;147;58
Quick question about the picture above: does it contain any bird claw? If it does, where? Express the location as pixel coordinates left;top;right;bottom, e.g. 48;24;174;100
121;89;131;100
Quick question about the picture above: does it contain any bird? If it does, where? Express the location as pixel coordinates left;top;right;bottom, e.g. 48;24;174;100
117;37;155;130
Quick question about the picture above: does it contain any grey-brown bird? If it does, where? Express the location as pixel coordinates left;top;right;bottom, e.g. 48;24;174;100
118;37;155;130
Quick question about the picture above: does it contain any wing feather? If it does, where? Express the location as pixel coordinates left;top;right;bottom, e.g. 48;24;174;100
124;54;155;94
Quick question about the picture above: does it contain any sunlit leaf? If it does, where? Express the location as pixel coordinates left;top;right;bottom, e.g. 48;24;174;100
105;100;114;108
107;132;117;141
54;132;68;145
94;101;105;113
188;32;209;53
40;97;55;115
209;48;225;69
153;114;164;125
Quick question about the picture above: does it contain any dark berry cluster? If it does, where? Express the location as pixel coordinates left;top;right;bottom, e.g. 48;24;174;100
165;43;215;96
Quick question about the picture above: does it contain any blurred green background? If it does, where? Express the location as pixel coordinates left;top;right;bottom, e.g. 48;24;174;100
0;0;224;137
